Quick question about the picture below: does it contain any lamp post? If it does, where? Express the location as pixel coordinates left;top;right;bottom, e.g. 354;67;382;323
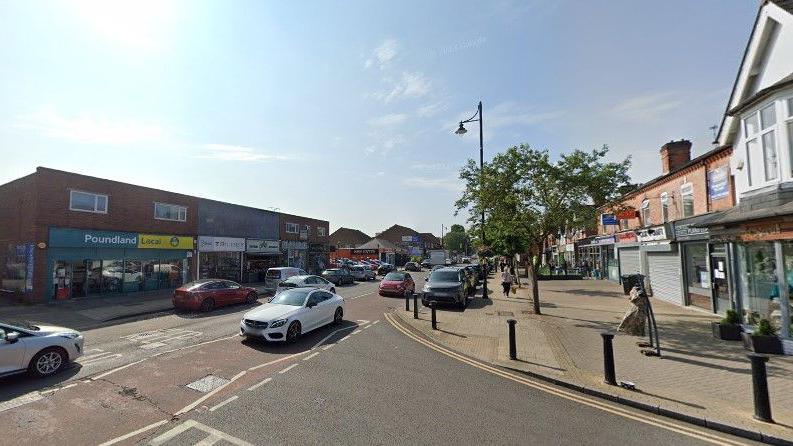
455;101;488;299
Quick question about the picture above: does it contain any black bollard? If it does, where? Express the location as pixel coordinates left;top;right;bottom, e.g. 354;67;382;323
748;354;773;423
413;293;419;319
405;293;410;311
600;332;616;385
507;319;517;360
430;302;437;330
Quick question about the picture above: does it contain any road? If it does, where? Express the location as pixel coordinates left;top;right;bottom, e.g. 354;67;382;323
0;271;759;445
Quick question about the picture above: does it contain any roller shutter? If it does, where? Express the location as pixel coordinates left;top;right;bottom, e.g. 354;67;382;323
647;251;683;305
618;247;641;275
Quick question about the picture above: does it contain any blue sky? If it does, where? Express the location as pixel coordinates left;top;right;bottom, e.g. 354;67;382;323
0;0;758;236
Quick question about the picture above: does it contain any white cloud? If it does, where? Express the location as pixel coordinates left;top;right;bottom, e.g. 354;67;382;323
382;135;404;150
417;101;447;118
402;176;463;192
367;113;408;127
410;162;454;171
372;72;431;103
366;39;399;69
485;102;564;128
376;171;385;176
611;92;684;122
364;145;377;154
198;144;295;162
13;106;166;144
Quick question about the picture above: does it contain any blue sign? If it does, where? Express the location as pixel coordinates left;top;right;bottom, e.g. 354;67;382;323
25;243;34;292
708;166;729;200
600;214;618;226
49;228;138;248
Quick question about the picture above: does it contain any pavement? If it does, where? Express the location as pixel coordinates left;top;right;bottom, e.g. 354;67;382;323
393;275;793;443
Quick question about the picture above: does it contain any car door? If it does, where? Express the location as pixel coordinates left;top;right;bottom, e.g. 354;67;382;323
303;292;324;331
212;281;232;306
313;291;335;325
0;326;27;375
225;281;245;303
316;277;333;291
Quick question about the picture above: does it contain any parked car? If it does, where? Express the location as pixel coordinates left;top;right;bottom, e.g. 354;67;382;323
349;265;376;281
240;288;344;343
173;279;259;312
277;275;336;294
377;263;395;275
0;319;84;378
322;268;355;285
422;267;468;309
378;272;416;297
265;267;308;292
404;262;421;272
420;259;432;269
431;264;445;272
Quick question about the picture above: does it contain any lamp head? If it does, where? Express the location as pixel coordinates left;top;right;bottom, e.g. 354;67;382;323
455;122;467;135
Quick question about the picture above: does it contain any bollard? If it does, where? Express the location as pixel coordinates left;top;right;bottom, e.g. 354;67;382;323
430;302;437;330
405;294;410;311
600;332;617;385
413;293;419;319
507;319;517;360
748;354;773;423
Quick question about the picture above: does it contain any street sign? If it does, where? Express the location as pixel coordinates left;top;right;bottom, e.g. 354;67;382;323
601;214;618;226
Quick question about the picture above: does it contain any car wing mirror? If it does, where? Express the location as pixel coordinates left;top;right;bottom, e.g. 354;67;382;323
6;332;19;343
307;301;317;308
425;277;429;282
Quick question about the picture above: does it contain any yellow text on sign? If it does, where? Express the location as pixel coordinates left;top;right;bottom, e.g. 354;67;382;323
138;234;194;249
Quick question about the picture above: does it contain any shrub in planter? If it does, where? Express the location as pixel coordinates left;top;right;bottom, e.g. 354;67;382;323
741;319;783;354
711;309;742;341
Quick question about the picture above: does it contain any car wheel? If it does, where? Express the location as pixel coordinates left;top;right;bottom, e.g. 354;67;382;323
286;321;302;343
200;298;215;312
246;292;258;304
29;347;66;378
330;287;336;294
334;307;344;324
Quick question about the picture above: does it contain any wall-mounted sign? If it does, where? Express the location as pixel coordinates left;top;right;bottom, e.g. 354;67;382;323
198;236;246;252
246;239;280;253
401;235;420;242
616;231;638;243
674;224;709;241
708;166;729;200
139;234;194;249
282;240;308;250
616;210;639;220
49;228;138;248
636;226;668;242
351;248;378;255
600;214;618;226
565;243;575;252
592;236;615;245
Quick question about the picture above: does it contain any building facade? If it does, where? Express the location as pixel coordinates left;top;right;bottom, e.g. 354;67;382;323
278;213;330;274
329;227;371;250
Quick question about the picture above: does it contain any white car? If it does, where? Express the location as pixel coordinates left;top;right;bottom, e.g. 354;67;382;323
276;275;336;295
240;288;344;343
0;319;84;378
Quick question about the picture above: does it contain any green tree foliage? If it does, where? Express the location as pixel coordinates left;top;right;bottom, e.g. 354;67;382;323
443;224;470;254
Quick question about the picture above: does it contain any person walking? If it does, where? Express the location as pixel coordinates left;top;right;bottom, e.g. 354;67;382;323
501;269;513;297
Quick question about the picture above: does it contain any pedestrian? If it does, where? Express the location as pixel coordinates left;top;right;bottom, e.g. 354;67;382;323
501;269;513;297
560;258;567;275
500;260;505;272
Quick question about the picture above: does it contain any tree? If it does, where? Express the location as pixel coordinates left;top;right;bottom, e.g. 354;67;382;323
442;224;470;254
456;144;631;314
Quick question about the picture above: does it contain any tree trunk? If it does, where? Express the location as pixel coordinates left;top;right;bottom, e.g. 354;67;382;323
530;257;541;315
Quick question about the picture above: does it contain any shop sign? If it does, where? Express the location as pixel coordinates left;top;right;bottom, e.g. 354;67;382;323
282;240;308;250
636;226;668;242
49;228;138;248
592;236;615;245
352;248;378;255
674;224;709;241
616;231;637;243
565;243;575;252
616;210;638;219
708;166;729;200
139;234;194;250
246;239;280;253
198;236;245;252
600;214;618;226
401;235;420;242
24;243;34;292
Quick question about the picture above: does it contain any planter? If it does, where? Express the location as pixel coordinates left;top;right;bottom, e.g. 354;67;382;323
711;322;742;341
741;332;783;354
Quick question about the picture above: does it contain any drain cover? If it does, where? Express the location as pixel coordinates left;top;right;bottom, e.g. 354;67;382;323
497;311;514;317
186;375;230;393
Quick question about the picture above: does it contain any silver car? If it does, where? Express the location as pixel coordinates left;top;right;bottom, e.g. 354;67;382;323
0;319;84;378
350;265;375;281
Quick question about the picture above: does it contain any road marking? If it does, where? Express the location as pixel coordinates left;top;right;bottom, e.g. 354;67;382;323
338;335;351;343
0;392;43;414
384;313;746;446
77;349;123;366
303;352;320;361
355;319;370;324
362;324;372;330
175;370;246;416
149;420;254;446
122;328;202;349
60;383;78;391
247;377;272;392
97;419;169;446
372;320;380;325
310;325;357;349
279;364;298;374
350;329;362;335
348;292;376;300
322;344;334;351
247;351;307;371
209;395;239;412
91;357;149;380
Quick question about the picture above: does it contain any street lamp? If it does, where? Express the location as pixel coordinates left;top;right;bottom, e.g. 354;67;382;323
454;101;488;299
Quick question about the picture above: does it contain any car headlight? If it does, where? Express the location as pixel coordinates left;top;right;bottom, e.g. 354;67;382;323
423;285;431;292
57;332;81;339
270;319;288;328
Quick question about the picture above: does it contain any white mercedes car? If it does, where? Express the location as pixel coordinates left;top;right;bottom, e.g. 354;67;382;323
275;275;336;295
240;288;344;343
0;319;84;378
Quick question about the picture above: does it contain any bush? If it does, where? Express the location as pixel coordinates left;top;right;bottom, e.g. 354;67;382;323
754;319;777;337
721;309;740;325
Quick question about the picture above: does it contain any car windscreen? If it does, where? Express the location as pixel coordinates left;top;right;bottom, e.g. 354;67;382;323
384;272;405;281
269;289;310;306
323;269;339;275
266;270;283;279
0;319;39;331
429;271;460;282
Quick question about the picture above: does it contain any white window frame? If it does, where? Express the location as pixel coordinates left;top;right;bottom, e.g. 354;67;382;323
786;96;793;177
680;183;694;218
317;226;326;236
743;100;783;186
69;190;108;214
154;202;187;222
285;222;299;234
302;224;311;235
640;199;651;227
660;192;669;223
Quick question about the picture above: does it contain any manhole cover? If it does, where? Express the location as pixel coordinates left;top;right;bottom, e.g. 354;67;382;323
497;311;514;317
186;375;230;393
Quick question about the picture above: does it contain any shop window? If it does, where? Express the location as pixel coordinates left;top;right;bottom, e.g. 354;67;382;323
3;244;28;292
100;260;123;293
684;244;710;309
70;190;108;214
738;242;777;324
317;226;326;236
123;260;142;293
154;202;187;222
640;200;651;227
680;183;694;218
286;223;299;234
660;193;669;223
786;97;793;176
743;103;780;185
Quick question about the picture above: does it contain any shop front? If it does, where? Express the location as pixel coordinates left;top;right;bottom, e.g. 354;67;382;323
308;243;329;274
198;236;245;281
577;235;615;279
47;228;194;300
244;239;281;283
281;240;308;270
637;224;684;306
674;216;732;314
615;231;640;279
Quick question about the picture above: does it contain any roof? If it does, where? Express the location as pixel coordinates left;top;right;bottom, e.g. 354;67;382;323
728;72;793;116
376;224;421;244
419;232;441;245
329;227;371;245
356;237;404;252
771;0;793;14
698;199;793;226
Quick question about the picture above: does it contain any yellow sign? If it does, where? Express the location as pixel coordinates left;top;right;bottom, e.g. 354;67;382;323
138;234;194;250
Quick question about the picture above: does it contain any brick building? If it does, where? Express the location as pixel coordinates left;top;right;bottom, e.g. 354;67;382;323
329;227;371;250
278;212;330;274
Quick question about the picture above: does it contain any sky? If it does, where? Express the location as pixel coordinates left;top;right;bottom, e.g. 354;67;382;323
0;0;759;236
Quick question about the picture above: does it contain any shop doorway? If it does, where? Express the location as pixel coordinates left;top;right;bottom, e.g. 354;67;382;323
710;245;731;315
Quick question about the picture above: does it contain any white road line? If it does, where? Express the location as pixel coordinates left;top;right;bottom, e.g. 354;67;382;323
362;324;372;330
149;420;254;446
310;325;357;349
355;319;370;324
338;335;351;343
60;383;78;390
247;352;307;371
321;344;334;351
348;292;375;300
79;353;123;365
175;370;246;416
0;392;44;413
91;358;149;380
350;329;362;335
372;320;380;325
97;419;169;446
247;377;272;392
303;352;319;361
209;395;239;412
279;364;298;374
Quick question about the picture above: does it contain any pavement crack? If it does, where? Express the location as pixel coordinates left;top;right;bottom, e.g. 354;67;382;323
95;377;176;420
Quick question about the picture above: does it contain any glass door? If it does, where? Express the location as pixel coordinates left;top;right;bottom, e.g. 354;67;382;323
710;244;730;315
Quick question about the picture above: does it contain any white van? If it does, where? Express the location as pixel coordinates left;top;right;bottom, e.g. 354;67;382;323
265;267;308;292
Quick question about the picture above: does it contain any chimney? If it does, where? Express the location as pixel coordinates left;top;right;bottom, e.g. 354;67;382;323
660;139;692;174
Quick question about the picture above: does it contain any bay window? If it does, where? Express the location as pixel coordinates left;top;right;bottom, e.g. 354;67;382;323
743;100;785;185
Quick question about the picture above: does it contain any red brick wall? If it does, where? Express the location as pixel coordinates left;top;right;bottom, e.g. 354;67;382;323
279;213;329;244
0;172;39;301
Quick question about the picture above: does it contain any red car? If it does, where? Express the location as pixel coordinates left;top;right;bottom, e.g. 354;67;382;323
173;279;258;312
378;272;415;297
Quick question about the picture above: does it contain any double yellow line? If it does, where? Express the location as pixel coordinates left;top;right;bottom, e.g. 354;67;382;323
384;312;749;446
